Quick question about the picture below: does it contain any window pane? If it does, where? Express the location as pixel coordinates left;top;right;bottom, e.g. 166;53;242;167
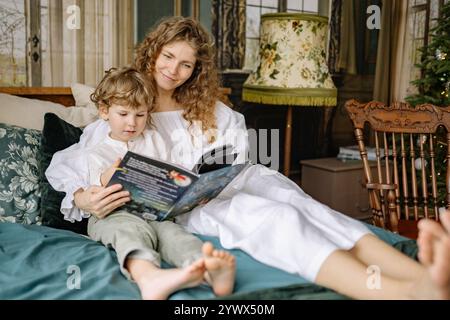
261;6;277;15
261;0;278;8
287;0;302;10
430;0;440;29
247;0;261;5
0;0;26;86
415;10;426;38
413;39;424;64
244;38;260;71
246;6;261;38
303;0;318;12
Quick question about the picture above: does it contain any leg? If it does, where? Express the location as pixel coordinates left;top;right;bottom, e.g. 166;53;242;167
349;234;423;281
202;242;236;296
125;257;205;300
180;194;368;281
315;249;414;299
417;210;450;299
151;221;236;296
149;220;203;267
317;212;450;300
88;212;205;300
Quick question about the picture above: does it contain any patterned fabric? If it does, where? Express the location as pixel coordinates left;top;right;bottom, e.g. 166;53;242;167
0;123;42;224
242;13;337;106
245;14;335;89
212;0;246;69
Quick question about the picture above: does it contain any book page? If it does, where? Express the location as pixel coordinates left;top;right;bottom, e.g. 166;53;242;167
163;163;249;220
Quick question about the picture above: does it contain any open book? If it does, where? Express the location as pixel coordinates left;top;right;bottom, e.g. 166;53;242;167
106;145;250;221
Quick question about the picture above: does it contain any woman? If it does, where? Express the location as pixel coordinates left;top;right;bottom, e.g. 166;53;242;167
46;16;450;299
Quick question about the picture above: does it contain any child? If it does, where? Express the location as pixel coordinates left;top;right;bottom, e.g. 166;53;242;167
72;67;235;300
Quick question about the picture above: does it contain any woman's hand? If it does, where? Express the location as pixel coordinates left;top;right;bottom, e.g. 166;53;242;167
74;184;130;219
100;158;122;187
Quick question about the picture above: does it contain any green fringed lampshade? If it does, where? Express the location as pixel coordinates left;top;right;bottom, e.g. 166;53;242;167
242;13;337;107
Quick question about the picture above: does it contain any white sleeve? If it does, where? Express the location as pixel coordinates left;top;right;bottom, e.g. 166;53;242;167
45;119;109;222
46;149;91;222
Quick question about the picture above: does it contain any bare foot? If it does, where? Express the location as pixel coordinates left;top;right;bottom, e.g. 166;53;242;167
134;259;206;300
415;210;450;299
202;242;236;296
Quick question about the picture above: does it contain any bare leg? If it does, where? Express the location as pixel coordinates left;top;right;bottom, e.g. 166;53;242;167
417;210;450;299
126;258;206;300
316;239;450;299
202;242;236;296
349;234;423;281
315;249;413;299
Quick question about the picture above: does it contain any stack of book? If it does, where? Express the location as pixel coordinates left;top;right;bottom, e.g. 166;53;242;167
337;145;378;161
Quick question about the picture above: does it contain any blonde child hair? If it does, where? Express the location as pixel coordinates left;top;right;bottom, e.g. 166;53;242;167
90;67;155;126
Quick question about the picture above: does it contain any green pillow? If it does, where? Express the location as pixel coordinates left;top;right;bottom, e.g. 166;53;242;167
39;113;88;234
0;123;42;224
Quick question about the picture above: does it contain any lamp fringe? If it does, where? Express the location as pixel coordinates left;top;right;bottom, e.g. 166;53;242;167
242;91;337;107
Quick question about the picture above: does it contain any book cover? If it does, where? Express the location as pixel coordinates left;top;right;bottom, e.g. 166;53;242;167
107;147;249;221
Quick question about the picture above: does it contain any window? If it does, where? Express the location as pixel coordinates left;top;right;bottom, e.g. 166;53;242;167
136;0;212;43
244;0;319;71
0;0;26;86
0;0;134;87
407;0;444;94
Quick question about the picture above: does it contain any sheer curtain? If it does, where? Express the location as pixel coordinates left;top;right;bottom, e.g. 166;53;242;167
373;0;410;103
336;0;357;75
43;0;134;87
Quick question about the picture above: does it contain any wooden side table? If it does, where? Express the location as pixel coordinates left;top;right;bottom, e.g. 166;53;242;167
300;157;379;221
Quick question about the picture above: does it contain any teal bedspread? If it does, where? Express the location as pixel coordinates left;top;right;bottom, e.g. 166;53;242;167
0;222;417;300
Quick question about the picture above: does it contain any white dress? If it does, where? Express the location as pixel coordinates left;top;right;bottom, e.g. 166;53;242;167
46;101;371;281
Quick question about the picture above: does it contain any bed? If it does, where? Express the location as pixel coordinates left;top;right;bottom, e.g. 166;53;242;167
0;86;418;300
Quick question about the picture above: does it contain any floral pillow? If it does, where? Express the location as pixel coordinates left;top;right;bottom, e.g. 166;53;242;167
0;123;42;224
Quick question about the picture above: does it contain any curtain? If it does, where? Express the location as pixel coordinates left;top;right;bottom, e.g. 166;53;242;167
337;0;357;75
43;0;134;87
211;0;246;70
328;0;342;75
373;0;410;103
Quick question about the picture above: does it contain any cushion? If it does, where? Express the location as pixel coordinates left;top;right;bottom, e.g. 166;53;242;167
38;113;88;234
0;123;42;224
0;93;98;131
71;83;96;109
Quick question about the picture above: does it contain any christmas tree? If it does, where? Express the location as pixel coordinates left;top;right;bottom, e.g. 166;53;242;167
405;2;450;207
406;2;450;106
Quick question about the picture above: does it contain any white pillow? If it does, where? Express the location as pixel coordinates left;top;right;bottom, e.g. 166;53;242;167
71;83;96;110
0;92;98;130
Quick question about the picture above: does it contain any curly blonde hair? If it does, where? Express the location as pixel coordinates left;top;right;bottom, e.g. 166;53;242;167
134;16;221;143
90;67;155;126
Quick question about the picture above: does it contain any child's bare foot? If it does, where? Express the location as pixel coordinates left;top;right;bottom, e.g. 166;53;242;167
202;242;236;296
415;211;450;299
134;258;206;300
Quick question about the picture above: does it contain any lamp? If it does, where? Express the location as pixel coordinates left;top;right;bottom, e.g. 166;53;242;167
242;13;337;177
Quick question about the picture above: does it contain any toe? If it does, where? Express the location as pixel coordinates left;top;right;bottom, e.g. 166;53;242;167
202;242;214;256
441;211;450;233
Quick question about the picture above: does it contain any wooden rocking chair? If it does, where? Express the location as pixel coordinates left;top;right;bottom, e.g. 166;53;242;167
345;100;449;238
